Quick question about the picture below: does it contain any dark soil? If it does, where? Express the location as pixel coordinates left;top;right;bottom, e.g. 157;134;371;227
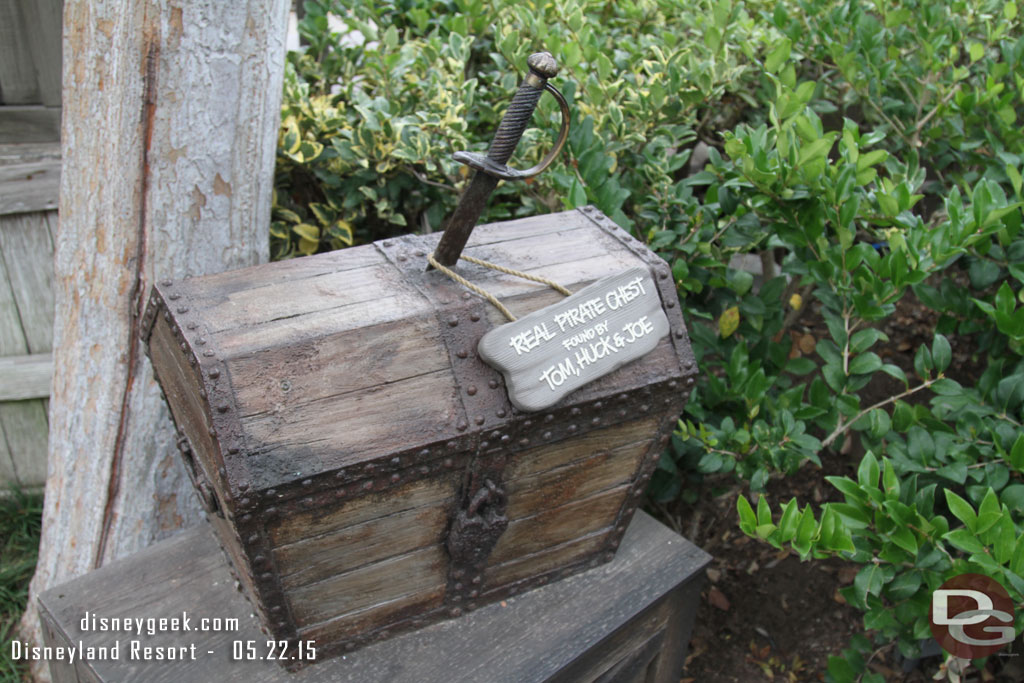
668;280;1009;682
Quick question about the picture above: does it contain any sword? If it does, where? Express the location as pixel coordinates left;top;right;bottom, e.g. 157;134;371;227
430;51;570;268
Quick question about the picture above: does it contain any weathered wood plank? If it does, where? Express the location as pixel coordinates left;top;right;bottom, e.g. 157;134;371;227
484;530;608;587
0;352;52;400
38;511;710;683
0;156;60;214
0;399;49;486
174;243;384;303
227;315;448;418
20;0;64;107
490;485;629;564
243;370;459;483
266;474;459;547
506;417;660;481
276;502;450;590
0;211;56;349
505;441;647;520
462;210;589;248
289;545;447;627
0;3;39;105
214;294;414;356
299;585;446;646
199;264;413;335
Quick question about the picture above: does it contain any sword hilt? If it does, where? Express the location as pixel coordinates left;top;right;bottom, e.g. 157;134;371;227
432;52;569;267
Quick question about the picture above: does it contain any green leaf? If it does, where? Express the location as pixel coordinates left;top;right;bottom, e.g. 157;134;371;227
849;352;883;375
944;489;977;531
853;564;886;604
757;494;772;526
932;334;951;372
858;452;880;489
943;528;987;555
765;38;791;73
737;495;757;533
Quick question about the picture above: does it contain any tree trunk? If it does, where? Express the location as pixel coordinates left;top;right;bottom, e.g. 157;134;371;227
21;0;289;668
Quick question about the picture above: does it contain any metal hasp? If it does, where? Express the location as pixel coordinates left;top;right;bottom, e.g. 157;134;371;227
431;51;570;267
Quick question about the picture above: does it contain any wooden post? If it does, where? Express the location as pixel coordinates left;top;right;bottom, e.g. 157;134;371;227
21;0;290;665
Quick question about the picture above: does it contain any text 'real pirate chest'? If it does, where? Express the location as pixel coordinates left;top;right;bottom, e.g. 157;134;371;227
142;206;697;665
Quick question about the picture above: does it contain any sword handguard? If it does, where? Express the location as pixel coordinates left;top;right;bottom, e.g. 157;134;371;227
432;52;568;268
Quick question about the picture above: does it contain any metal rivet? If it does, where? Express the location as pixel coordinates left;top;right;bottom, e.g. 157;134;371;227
641;404;650;412
448;317;459;327
203;350;215;357
444;458;453;468
470;313;480;322
469;590;479;598
686;378;695;386
604;552;615;562
456;349;468;359
487;380;499;391
391;457;401;466
519;438;529;446
450;608;462;617
217;404;229;413
419;448;430;457
501;434;511;443
618;409;627;418
196;337;206;345
545;414;554;422
571;407;581;417
266;506;277;518
208;369;220;379
271;605;282;613
666;300;675;308
475;416;485;426
168;293;180;301
382;240;393;247
668;380;678;389
397;255;407;262
471;576;481;585
239;498;250;507
302;478;312;487
420;465;429;474
568;424;577;433
186;321;197;330
448;441;459;451
415;250;425;257
467;386;477;396
391;473;401;483
177;306;189;314
462;292;472;300
228;447;239;455
208;427;216;436
523;420;532;428
198;389;207;399
363;481;373;490
266;489;275;496
454;582;463;590
248;534;259;544
480;441;489;450
163;311;172;322
496;409;506;418
241;514;252;523
453;569;464;579
180;342;188;351
543;431;552;440
592;417;601;426
675;329;685;338
456;420;468;431
659;270;668;279
651;451;660;461
161;279;173;287
594;401;603;410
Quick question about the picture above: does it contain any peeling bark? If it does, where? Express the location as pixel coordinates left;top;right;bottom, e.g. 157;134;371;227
21;0;290;673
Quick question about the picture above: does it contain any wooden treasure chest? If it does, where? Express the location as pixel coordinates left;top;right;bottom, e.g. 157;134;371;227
142;53;697;666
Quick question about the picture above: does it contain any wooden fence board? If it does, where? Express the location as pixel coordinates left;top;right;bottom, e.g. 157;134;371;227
0;211;56;350
20;0;64;107
0;353;52;401
0;152;61;214
0;2;39;105
0;400;48;485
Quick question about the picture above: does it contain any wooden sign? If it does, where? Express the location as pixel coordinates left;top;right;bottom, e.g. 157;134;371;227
478;267;670;412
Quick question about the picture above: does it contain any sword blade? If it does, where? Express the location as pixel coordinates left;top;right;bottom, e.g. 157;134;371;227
432;170;499;267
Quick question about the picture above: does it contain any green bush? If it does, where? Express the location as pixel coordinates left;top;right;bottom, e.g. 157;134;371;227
277;0;1024;678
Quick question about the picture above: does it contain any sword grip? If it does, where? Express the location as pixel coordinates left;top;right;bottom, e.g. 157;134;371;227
486;52;560;165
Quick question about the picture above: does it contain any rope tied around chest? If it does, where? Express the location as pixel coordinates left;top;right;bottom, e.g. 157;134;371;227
426;253;572;322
